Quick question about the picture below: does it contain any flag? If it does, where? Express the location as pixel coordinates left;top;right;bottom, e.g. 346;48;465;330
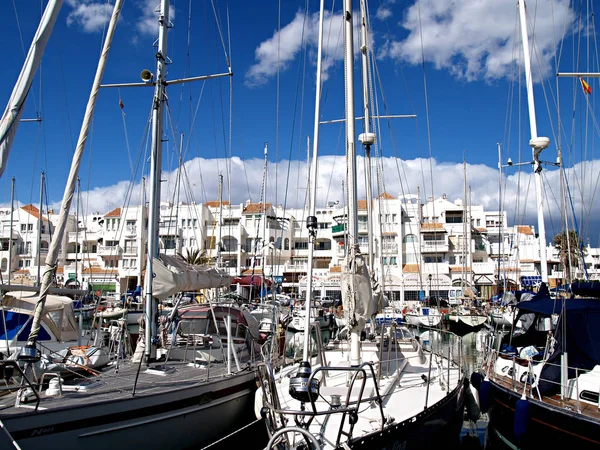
580;77;592;95
119;98;125;109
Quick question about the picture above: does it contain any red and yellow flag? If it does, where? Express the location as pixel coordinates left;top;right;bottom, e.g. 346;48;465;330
580;77;592;95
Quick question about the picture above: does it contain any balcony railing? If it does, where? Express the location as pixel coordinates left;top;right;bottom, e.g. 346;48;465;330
98;245;122;256
421;240;449;253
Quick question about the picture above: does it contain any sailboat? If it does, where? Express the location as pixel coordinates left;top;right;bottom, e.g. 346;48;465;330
0;2;261;448
254;1;465;449
472;2;600;448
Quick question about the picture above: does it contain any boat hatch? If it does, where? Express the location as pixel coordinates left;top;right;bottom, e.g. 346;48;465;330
61;378;104;392
144;365;176;376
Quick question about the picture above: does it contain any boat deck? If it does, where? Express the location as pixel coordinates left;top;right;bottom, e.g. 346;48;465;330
0;356;255;416
488;372;600;422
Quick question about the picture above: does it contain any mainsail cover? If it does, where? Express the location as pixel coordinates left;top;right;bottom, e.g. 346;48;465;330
341;245;376;330
152;254;233;300
0;0;62;179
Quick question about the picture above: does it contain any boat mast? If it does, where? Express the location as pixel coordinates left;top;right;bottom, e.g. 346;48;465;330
301;0;325;364
262;143;267;298
144;0;170;362
217;173;223;269
518;0;550;284
358;0;376;273
343;0;362;367
7;177;15;284
37;171;44;286
0;0;63;180
24;0;124;354
75;177;80;287
137;177;146;288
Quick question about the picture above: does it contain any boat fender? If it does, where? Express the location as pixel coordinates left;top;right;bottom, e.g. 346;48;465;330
479;378;491;414
470;372;483;391
464;379;481;422
513;396;530;442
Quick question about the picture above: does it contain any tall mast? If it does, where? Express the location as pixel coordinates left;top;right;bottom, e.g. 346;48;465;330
144;0;170;362
0;0;63;179
302;0;325;365
7;177;15;284
343;0;362;368
518;0;550;283
24;0;124;353
358;0;376;273
75;177;80;287
137;177;146;288
37;171;44;286
262;143;267;296
217;173;223;269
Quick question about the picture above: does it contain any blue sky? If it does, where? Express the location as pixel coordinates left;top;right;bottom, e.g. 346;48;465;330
1;0;599;243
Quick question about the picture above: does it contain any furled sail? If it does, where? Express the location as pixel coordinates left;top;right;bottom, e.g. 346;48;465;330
341;245;376;330
151;254;233;300
0;0;62;179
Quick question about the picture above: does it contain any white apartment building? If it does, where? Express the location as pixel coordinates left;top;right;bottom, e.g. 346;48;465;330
1;195;596;299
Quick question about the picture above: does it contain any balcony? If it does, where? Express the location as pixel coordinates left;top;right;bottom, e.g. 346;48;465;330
472;261;496;274
123;247;138;256
382;244;398;254
489;243;512;256
0;229;18;239
421;240;449;253
421;262;450;274
98;245;122;256
283;263;308;272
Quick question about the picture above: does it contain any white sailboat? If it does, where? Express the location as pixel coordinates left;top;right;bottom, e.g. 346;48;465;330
0;2;261;448
254;1;465;449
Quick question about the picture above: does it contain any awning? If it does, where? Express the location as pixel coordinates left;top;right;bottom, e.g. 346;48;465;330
232;275;273;287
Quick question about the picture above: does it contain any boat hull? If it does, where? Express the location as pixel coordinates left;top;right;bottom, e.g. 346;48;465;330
405;313;442;327
484;379;600;449
2;371;257;450
346;376;466;450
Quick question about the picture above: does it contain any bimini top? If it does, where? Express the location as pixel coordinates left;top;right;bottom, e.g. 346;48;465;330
517;296;600;316
1;291;78;342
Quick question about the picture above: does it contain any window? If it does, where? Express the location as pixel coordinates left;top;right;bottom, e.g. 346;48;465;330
284;238;290;250
163;237;176;250
190;237;196;248
25;260;31;267
445;211;463;224
20;224;26;232
403;234;417;243
425;255;443;263
294;241;309;250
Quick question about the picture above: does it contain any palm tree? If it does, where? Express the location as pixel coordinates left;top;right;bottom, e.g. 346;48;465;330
177;248;210;265
552;230;586;283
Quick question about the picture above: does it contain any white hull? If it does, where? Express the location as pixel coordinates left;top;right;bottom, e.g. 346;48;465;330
405;312;442;327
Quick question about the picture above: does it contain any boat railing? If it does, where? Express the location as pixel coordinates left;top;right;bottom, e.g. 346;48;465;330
0;360;41;411
256;361;386;447
481;343;593;414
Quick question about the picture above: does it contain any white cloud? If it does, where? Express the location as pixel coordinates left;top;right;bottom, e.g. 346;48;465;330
60;155;600;245
246;10;363;87
385;0;575;81
65;0;113;33
135;1;176;37
376;7;392;21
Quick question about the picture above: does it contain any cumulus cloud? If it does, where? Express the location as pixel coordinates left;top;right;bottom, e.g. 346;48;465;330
246;10;363;87
65;0;114;33
57;155;600;245
135;1;176;37
385;0;575;81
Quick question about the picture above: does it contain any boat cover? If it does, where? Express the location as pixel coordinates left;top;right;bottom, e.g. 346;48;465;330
151;254;232;300
341;245;375;330
516;294;600;394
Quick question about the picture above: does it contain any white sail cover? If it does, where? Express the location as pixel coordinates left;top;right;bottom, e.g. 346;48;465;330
341;245;376;330
0;0;62;179
151;254;233;300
